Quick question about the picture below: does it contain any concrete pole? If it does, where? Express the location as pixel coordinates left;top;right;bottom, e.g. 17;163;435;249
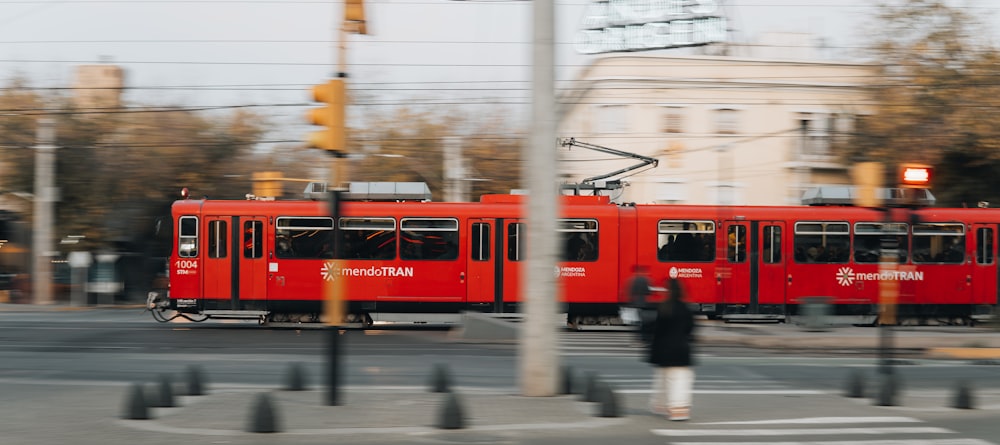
443;137;466;202
520;0;560;397
32;118;56;305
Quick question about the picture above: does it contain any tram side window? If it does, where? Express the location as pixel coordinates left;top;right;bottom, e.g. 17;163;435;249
853;222;908;264
912;223;965;264
762;225;781;263
560;219;599;262
336;217;396;260
471;223;490;261
508;222;525;261
207;220;227;259
657;220;715;262
793;221;850;263
727;225;746;262
976;227;994;265
275;217;334;259
243;221;263;259
178;216;199;258
401;218;459;261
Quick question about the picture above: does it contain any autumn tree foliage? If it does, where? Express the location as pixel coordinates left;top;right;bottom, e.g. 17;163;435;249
847;0;1000;206
0;76;267;263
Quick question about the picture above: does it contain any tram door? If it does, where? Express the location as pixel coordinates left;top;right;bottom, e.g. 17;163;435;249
719;221;751;311
971;224;998;306
499;220;526;313
237;218;268;310
202;217;233;307
467;219;496;308
756;222;787;311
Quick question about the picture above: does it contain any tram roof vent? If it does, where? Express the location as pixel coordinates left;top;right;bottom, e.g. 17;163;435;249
801;186;936;207
303;181;433;201
303;182;327;200
345;182;432;202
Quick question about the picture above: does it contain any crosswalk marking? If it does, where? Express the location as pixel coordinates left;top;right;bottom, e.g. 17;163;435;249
619;389;825;395
699;417;922;425
652;427;953;437
668;440;995;445
650;415;996;445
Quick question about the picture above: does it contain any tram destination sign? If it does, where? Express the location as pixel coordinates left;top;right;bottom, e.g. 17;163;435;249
575;0;727;55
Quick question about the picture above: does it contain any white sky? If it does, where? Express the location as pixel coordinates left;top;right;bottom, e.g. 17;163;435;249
1;0;997;142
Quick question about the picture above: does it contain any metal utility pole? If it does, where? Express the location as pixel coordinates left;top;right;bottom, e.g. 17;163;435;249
32;118;56;305
322;0;366;406
520;0;560;397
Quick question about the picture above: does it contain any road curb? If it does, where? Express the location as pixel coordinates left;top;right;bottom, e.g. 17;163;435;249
925;347;1000;360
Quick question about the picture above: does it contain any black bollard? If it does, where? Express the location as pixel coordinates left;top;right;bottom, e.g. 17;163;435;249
286;362;308;391
845;369;865;398
156;374;175;408
582;372;599;402
560;365;573;395
429;363;451;393
952;380;975;410
874;373;899;407
247;392;281;433
595;382;620;418
186;365;205;396
325;326;341;406
122;383;151;420
437;391;465;429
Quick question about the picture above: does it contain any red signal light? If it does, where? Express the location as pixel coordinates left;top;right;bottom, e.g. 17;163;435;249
899;164;933;189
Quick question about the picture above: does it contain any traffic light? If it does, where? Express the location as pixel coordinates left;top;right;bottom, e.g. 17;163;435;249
252;171;283;197
306;78;346;152
345;0;367;35
851;161;884;208
898;163;933;189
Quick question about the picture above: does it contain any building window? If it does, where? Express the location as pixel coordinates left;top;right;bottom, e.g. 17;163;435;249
597;104;627;133
653;181;687;203
710;182;742;205
661;106;683;133
798;112;832;157
715;108;738;134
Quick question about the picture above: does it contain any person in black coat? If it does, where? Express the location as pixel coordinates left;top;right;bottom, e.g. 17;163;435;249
647;278;695;421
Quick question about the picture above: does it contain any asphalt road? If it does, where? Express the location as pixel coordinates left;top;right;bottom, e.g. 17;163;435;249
1;307;999;445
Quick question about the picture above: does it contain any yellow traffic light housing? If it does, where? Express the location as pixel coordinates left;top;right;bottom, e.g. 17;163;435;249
307;79;346;152
345;0;367;34
252;171;283;198
852;161;885;208
898;163;933;189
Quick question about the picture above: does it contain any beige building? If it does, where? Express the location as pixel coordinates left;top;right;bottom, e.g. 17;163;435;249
558;54;876;206
73;64;125;110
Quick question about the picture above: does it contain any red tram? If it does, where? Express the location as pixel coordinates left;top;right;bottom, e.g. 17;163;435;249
150;186;999;326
